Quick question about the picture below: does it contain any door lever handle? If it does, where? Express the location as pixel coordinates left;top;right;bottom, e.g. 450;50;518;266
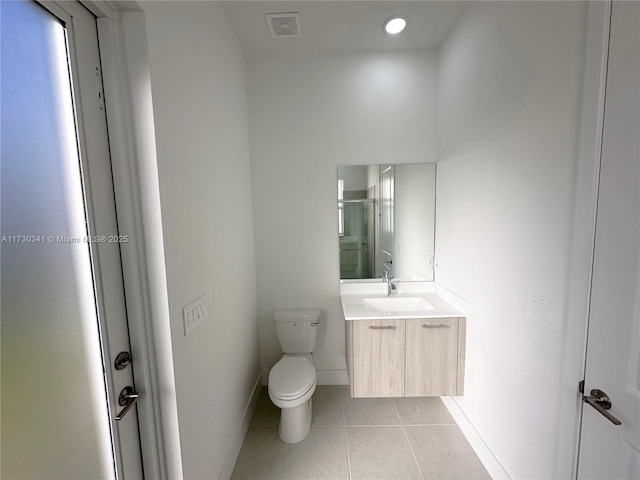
115;386;142;421
582;389;622;426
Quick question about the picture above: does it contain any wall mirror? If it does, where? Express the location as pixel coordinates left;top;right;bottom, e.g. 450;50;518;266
337;164;436;282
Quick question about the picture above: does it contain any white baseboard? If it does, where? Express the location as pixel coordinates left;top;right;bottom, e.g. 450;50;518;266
217;371;262;480
441;397;511;480
316;369;349;385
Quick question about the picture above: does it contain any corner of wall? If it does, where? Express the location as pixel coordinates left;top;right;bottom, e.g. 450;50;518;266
119;8;184;479
217;371;263;480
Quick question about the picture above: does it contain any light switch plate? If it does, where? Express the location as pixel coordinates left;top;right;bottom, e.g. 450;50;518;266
183;294;208;336
526;290;557;332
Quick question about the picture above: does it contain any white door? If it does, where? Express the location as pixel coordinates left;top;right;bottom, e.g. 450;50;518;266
1;1;144;478
577;2;640;478
380;165;395;278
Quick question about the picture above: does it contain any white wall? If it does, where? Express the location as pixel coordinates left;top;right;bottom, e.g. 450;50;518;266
142;2;259;478
247;51;437;383
436;2;588;478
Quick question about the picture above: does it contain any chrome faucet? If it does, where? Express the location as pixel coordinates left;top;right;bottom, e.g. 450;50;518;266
381;271;396;297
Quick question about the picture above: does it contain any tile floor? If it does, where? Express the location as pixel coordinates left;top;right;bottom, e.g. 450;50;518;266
232;386;491;480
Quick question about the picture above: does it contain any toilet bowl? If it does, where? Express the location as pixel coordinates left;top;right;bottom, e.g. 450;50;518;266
268;308;321;443
268;354;317;443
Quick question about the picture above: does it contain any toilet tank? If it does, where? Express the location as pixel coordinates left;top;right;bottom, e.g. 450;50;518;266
274;308;321;354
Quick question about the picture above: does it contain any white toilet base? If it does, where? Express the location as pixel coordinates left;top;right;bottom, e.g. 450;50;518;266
278;398;312;444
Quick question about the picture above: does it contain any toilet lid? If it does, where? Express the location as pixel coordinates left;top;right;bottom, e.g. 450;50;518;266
269;356;316;399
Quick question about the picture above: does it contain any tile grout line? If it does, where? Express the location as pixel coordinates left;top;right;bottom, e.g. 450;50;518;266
308;423;456;428
393;398;425;480
342;395;352;480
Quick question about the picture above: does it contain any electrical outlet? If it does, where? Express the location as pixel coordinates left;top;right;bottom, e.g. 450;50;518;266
183;294;208;336
526;290;557;331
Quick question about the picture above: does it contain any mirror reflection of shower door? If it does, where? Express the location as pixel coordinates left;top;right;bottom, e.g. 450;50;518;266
380;165;394;278
365;199;376;278
339;200;375;279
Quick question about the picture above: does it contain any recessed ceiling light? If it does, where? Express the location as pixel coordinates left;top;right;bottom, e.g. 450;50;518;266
384;16;407;35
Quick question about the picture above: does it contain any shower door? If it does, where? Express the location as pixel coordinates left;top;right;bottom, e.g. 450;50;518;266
1;1;143;478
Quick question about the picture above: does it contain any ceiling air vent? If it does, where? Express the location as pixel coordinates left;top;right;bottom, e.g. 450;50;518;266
265;13;301;38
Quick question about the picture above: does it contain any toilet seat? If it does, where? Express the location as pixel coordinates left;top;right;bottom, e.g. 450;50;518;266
269;355;316;401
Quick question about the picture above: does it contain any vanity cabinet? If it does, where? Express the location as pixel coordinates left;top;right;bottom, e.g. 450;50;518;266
346;317;466;398
405;318;465;396
350;319;405;397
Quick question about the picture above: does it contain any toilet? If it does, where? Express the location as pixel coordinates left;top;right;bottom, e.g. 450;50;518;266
268;308;321;444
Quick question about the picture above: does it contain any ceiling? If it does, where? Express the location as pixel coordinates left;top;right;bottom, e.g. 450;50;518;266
219;1;468;57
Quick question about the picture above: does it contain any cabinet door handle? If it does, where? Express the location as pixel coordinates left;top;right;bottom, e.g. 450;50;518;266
422;324;450;328
369;325;396;330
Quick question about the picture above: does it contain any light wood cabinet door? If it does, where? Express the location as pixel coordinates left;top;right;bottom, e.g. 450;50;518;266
405;318;464;396
352;319;405;397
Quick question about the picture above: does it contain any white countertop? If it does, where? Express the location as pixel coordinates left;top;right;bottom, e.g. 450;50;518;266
340;281;467;320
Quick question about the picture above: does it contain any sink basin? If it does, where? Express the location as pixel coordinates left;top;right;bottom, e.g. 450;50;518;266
363;297;435;313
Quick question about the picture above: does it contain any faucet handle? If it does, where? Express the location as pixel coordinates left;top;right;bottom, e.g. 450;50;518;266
381;271;389;281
